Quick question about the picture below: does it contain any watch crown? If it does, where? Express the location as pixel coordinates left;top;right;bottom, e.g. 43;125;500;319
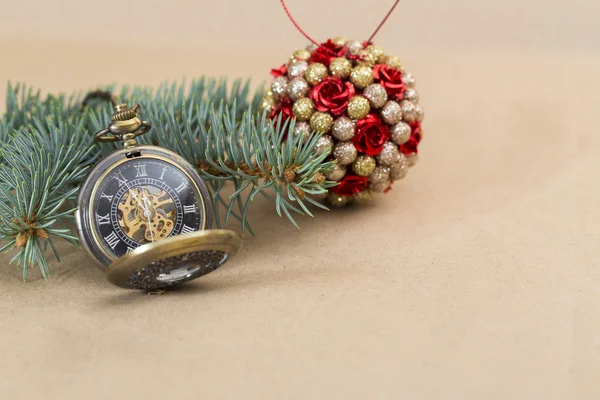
111;103;139;122
94;103;152;146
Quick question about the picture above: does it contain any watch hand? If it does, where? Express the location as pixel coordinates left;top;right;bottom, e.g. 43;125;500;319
142;196;155;243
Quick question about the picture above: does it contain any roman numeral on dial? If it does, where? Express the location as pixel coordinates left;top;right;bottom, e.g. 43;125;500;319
96;213;110;225
104;231;120;250
159;168;167;180
100;193;113;202
175;182;187;193
134;164;148;177
183;204;196;214
126;246;135;254
114;172;128;186
180;225;195;234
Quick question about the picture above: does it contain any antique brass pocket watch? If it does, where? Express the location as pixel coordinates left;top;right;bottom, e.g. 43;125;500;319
76;102;241;290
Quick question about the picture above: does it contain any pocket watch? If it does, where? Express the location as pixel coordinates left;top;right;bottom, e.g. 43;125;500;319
75;102;241;290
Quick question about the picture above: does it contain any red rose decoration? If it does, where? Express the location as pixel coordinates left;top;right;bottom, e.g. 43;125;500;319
309;77;355;116
399;121;422;155
330;174;369;196
352;114;390;156
311;40;348;66
373;64;406;100
270;64;288;77
269;97;293;123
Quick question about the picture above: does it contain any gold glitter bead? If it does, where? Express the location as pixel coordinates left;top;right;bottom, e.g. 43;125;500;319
366;45;386;64
329;57;352;79
350;65;374;89
400;100;417;123
293;98;315;121
292;49;311;61
314;135;334;155
325;163;346;182
331;116;356;141
265;90;275;99
310;192;328;203
363;84;388;109
287;77;310;101
271;76;289;99
377;142;400;167
310;112;333;133
355;50;376;67
390;121;412;145
305;63;329;85
347;96;371;120
352;155;376;177
332;36;348;46
390;154;409;181
385;55;403;70
259;96;276;114
327;192;350;207
333;141;357;165
352;189;373;205
347;40;364;55
380;101;403;125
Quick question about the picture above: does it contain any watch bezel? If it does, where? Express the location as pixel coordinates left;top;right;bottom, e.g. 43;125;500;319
75;145;213;269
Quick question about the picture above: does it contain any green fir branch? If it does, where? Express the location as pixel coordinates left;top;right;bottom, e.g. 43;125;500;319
0;78;334;279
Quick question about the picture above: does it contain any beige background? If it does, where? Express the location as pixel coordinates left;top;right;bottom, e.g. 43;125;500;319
1;1;600;399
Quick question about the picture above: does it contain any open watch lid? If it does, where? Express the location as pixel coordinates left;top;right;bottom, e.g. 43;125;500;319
106;229;242;290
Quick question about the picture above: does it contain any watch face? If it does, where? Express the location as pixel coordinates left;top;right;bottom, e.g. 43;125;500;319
90;157;206;259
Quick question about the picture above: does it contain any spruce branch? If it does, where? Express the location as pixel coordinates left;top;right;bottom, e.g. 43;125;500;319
0;78;335;279
0;116;98;279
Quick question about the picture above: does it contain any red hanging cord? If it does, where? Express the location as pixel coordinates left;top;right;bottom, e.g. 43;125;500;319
366;0;401;44
279;0;401;46
279;0;320;47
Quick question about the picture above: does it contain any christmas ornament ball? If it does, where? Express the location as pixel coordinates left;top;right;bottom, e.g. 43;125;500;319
264;39;424;206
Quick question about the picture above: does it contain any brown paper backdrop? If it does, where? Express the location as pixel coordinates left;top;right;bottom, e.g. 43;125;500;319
1;1;599;399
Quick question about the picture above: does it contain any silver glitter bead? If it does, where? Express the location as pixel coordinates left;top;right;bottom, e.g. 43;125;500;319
390;121;412;145
293;121;311;142
347;40;364;55
314;135;334;155
407;153;419;167
288;60;309;79
325;163;347;182
380;101;403;125
287;77;310;101
333;141;358;165
377;142;400;167
306;43;318;54
369;180;390;193
403;88;419;103
369;165;390;185
390;154;409;181
415;104;425;122
363;84;388;109
400;100;418;123
331;116;356;141
271;76;288;99
327;192;350;207
403;72;416;87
